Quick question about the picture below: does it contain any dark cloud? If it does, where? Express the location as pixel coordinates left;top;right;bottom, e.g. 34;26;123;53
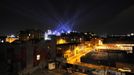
0;0;134;34
105;5;134;34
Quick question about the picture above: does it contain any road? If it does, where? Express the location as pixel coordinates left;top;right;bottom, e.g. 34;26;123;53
66;47;93;64
65;42;120;73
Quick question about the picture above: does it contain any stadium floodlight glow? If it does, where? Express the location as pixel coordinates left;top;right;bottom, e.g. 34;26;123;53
53;23;72;34
50;23;73;36
67;30;71;33
44;22;74;40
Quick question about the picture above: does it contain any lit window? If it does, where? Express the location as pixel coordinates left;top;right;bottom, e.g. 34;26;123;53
36;54;40;60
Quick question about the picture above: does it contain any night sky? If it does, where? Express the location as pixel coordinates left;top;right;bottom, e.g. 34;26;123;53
0;0;134;35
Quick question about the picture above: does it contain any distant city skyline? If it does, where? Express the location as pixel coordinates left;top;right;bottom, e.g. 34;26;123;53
0;0;134;35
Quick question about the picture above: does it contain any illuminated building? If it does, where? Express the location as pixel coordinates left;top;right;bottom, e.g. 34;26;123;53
57;38;67;44
6;35;18;43
6;37;17;43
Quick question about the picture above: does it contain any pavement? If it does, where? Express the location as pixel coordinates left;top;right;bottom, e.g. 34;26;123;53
31;68;88;75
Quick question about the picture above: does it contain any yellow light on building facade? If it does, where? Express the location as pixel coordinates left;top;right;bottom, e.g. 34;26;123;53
64;50;72;58
98;39;103;45
74;47;80;55
57;39;67;44
6;37;18;43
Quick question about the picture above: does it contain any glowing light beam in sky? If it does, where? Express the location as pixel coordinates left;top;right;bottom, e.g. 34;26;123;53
44;22;74;40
